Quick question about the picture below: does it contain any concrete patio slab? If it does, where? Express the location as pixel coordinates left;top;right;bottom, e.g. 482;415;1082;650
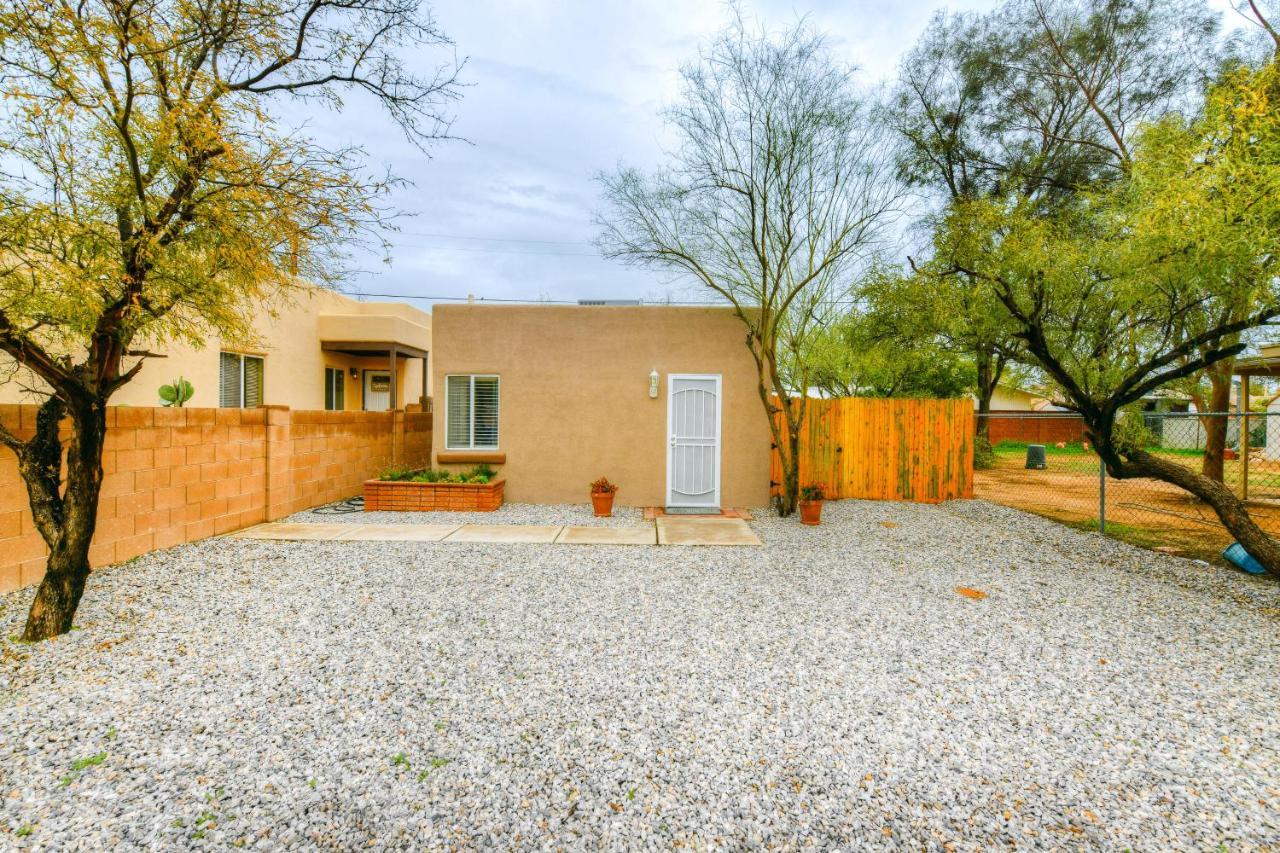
333;524;460;542
655;516;762;546
233;523;363;541
443;524;564;544
555;525;658;545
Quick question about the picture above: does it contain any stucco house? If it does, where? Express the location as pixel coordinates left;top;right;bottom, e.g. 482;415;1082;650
429;304;772;509
0;289;431;412
975;383;1060;412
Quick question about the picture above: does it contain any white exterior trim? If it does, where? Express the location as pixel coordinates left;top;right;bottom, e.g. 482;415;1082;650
444;373;501;450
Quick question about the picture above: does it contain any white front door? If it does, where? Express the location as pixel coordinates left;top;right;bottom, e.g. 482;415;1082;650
363;370;392;411
667;374;722;509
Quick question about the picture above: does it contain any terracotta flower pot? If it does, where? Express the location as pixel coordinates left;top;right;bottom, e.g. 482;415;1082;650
591;491;616;517
798;499;823;526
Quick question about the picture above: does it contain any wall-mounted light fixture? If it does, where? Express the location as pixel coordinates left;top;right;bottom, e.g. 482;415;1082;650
349;367;359;380
648;369;660;399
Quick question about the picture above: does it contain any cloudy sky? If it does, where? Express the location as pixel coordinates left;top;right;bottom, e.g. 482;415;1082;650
306;0;1242;310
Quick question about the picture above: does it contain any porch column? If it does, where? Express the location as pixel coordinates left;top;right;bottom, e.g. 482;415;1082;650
389;344;398;411
1243;374;1251;501
427;350;437;407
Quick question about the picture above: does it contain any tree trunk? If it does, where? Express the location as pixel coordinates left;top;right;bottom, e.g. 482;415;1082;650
777;426;801;517
975;349;997;439
1115;448;1280;574
21;398;107;641
1198;360;1234;482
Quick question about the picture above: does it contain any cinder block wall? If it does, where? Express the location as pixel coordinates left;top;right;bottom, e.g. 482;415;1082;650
0;405;431;593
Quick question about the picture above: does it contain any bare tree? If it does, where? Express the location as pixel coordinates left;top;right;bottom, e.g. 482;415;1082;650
597;17;899;515
0;0;463;640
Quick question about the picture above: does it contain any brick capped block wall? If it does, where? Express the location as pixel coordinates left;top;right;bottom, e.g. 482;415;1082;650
0;405;430;592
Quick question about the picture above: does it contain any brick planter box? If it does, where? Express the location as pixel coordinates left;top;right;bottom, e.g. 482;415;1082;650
363;478;505;512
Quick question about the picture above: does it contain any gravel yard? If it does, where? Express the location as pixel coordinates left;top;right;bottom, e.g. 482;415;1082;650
1;499;1278;849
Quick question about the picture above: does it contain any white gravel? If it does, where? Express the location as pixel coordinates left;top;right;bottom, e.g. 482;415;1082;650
1;499;1278;849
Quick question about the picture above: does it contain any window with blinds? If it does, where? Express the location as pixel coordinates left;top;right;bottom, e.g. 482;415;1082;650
445;375;499;449
219;352;264;408
324;367;345;411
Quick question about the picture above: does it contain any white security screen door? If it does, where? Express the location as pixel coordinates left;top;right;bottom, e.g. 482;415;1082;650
364;370;392;411
667;374;722;509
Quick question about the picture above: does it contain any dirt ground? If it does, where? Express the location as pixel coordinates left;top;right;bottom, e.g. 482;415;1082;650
975;453;1280;560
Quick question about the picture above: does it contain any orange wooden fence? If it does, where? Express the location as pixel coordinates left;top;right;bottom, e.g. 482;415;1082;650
771;398;974;503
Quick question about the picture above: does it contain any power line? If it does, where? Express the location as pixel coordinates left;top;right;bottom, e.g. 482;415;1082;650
337;289;867;308
337;289;731;306
394;230;595;246
341;290;577;304
389;243;601;258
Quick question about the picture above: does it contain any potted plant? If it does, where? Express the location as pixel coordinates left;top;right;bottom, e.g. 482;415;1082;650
798;482;826;526
590;476;619;517
158;376;194;407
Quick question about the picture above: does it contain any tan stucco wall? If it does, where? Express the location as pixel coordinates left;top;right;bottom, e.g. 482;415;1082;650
0;289;431;411
973;385;1044;411
430;305;772;508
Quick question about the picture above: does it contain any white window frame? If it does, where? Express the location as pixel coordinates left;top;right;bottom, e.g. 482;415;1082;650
324;366;345;411
445;374;500;450
220;351;264;408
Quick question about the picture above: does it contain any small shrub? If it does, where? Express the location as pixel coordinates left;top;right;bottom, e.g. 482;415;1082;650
1114;407;1158;453
385;467;498;484
466;463;496;480
799;482;826;501
973;437;996;470
590;476;619;494
158;376;194;407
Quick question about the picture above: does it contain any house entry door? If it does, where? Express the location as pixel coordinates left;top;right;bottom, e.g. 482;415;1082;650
666;374;721;509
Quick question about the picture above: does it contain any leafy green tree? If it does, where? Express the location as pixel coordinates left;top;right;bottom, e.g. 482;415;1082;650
931;59;1280;570
804;301;975;400
889;0;1222;434
598;18;900;516
0;0;463;639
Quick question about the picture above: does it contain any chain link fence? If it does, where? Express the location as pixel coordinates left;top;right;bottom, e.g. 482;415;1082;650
974;411;1280;560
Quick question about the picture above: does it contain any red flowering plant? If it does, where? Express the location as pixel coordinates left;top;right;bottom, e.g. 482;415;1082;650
799;482;826;501
590;476;619;495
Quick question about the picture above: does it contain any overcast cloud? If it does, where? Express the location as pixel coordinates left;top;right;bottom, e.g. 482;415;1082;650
296;0;1240;308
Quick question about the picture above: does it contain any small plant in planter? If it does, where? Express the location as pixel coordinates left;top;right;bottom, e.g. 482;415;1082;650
589;476;619;517
798;482;826;526
158;376;194;407
365;463;505;511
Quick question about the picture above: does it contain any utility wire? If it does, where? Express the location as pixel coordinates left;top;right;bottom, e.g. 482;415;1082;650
338;289;736;306
338;288;864;307
389;243;602;257
394;230;595;246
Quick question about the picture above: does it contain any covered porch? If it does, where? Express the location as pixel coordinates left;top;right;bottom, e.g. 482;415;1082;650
319;310;431;412
1228;344;1280;501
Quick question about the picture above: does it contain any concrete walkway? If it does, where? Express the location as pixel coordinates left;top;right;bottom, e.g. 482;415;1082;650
232;517;762;546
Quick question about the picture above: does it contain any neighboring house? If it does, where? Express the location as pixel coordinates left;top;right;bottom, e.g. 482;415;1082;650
0;289;431;412
429;304;772;508
974;384;1058;412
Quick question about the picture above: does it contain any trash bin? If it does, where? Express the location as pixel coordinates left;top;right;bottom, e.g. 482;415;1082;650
1025;445;1047;469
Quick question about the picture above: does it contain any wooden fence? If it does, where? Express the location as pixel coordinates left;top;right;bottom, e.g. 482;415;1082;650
771;398;974;503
